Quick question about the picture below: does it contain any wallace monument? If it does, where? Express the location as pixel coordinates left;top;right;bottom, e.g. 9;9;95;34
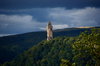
46;21;53;40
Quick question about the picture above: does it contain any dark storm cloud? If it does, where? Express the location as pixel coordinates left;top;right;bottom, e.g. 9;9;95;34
0;0;100;9
0;8;51;22
0;14;47;34
0;7;100;35
0;0;100;36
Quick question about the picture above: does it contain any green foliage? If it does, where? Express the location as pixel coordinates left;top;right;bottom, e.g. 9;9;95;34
1;28;100;66
0;28;89;64
60;59;72;66
73;28;100;66
2;36;76;66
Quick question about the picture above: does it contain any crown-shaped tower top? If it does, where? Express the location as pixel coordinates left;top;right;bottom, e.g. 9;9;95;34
48;21;52;26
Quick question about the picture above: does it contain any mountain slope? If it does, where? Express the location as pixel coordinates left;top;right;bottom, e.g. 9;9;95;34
2;36;76;66
0;27;96;63
2;28;100;66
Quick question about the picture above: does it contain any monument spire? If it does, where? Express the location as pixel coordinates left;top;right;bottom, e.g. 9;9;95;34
47;21;53;40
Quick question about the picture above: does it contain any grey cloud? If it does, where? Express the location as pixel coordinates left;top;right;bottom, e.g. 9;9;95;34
48;7;100;27
0;14;46;34
0;7;100;35
40;24;69;30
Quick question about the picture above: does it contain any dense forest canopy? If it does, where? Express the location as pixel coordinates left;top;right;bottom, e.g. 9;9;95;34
73;29;100;66
0;28;92;64
1;28;100;66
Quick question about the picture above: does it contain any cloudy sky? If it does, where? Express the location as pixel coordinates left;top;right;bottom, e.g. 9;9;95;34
0;0;100;36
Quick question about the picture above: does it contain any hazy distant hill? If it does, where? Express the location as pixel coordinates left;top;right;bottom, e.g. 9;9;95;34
0;27;97;64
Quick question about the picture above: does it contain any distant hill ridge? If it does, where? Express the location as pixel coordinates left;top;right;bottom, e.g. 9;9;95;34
76;26;94;28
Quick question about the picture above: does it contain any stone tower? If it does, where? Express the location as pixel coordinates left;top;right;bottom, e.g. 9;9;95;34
47;21;53;40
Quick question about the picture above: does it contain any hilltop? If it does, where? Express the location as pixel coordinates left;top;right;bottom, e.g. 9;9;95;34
0;27;99;64
2;36;77;66
1;28;100;66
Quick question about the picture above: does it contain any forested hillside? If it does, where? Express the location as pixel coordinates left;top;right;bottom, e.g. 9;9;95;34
1;28;100;66
0;28;93;64
2;36;76;66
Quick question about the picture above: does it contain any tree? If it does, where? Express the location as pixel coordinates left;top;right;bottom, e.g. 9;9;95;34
73;28;100;66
